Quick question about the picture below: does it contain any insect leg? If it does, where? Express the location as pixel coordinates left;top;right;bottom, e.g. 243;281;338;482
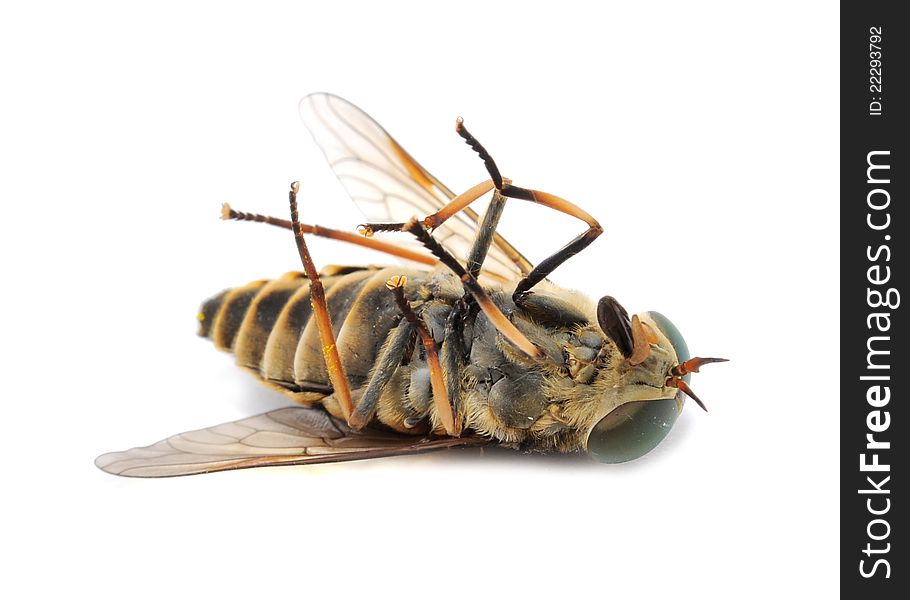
434;191;508;405
404;220;545;363
436;185;505;404
348;319;415;430
466;189;508;279
438;186;507;388
287;182;355;424
358;180;532;277
440;190;506;398
498;185;602;300
358;179;494;235
222;203;437;266
440;295;477;423
385;275;460;436
454;120;604;301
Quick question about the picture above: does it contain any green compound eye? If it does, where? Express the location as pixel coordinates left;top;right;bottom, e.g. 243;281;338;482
586;311;690;463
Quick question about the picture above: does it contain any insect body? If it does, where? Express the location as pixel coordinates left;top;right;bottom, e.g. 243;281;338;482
96;94;724;477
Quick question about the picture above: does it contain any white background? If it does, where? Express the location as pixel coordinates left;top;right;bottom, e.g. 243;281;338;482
1;2;838;598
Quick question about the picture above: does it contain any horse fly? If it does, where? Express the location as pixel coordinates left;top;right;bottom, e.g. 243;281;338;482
96;93;725;477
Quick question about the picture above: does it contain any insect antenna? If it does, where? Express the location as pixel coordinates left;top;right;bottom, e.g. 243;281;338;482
666;378;708;412
670;357;728;377
665;357;728;412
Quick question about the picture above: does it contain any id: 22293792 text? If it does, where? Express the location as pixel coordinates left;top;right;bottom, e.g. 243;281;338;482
868;27;883;116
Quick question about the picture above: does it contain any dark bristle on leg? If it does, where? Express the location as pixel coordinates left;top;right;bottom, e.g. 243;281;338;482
356;222;407;237
456;117;503;190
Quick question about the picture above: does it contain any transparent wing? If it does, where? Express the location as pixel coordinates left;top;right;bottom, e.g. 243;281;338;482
95;406;490;477
299;93;529;280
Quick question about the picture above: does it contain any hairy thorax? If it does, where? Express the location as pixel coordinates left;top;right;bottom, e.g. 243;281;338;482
372;268;619;453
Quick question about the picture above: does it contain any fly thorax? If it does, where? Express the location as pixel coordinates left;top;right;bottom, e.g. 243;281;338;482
462;315;550;434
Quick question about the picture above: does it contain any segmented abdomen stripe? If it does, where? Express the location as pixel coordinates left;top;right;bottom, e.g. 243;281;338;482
234;272;309;370
199;266;427;399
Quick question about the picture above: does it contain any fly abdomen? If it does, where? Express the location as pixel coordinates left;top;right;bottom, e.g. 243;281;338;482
198;266;428;407
199;280;269;350
233;272;309;370
330;267;429;384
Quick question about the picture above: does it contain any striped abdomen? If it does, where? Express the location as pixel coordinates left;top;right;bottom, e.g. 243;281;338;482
197;266;427;408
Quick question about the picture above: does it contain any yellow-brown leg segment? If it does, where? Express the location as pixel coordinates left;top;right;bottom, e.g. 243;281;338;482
385;275;460;437
359;179;492;234
222;203;437;266
287;182;354;424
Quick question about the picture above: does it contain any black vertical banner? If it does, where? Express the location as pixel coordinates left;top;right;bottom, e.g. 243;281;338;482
841;2;907;597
